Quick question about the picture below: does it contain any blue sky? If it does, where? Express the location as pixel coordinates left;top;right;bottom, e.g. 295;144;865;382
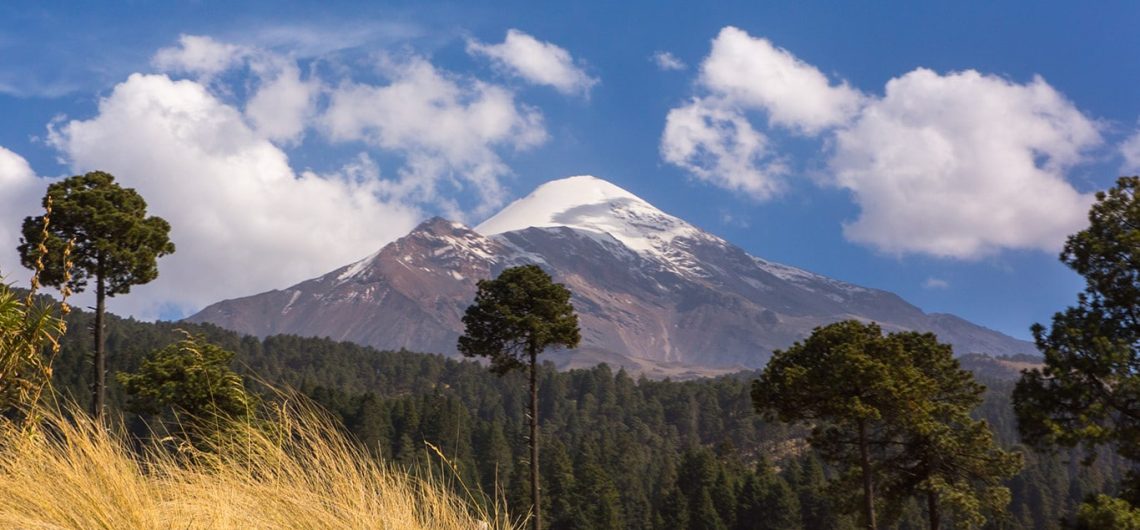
2;1;1138;341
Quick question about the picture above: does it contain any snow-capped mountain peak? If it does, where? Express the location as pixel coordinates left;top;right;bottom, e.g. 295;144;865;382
476;175;712;270
188;175;1035;375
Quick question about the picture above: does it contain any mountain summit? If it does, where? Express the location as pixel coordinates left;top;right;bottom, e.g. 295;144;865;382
187;175;1032;376
478;175;714;278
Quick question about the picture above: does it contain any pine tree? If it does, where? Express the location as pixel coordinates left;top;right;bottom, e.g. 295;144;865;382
18;171;174;419
877;332;1022;529
458;264;580;530
753;321;919;529
735;460;803;530
754;322;1019;529
116;331;255;443
1014;176;1140;504
573;441;625;529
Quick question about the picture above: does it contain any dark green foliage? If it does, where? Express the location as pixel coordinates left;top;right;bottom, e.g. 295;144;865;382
879;332;1023;529
542;438;579;530
117;331;256;439
18;171;173;418
42;302;1127;529
753;320;917;529
574;441;625;529
678;448;729;530
754;321;1021;529
1076;495;1140;529
18;171;174;297
458;264;580;375
735;459;802;530
459;264;580;530
1015;176;1140;504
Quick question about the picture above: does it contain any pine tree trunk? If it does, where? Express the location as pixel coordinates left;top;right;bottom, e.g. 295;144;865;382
530;349;541;530
927;490;940;530
858;419;877;530
92;271;106;420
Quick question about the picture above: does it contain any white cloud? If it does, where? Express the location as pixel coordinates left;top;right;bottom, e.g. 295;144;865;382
45;73;421;318
663;26;1102;259
152;35;249;80
652;51;686;71
245;59;320;144
155;35;321;144
831;69;1099;258
661;98;786;199
151;34;544;216
0;147;43;285
699;26;865;134
923;277;950;290
1121;129;1140;172
467;29;598;97
661;26;862;201
321;55;547;216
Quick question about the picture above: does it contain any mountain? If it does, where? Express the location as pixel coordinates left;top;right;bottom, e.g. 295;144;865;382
187;175;1034;374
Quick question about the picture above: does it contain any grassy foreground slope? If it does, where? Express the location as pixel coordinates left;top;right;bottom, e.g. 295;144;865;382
0;400;513;529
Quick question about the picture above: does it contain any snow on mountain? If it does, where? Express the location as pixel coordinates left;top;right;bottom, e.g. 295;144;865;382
476;176;711;271
478;175;856;290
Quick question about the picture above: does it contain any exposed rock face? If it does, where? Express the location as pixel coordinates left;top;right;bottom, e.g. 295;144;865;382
187;176;1033;373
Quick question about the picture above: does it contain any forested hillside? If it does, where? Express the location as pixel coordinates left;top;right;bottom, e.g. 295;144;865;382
48;305;1125;529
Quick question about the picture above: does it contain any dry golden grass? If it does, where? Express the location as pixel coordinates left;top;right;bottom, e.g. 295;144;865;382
0;400;517;530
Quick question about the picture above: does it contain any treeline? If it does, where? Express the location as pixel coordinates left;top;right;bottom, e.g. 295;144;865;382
40;305;1125;529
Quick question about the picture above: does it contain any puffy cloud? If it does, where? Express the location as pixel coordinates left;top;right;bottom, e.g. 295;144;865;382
155;35;320;144
152;35;249;80
0;147;43;285
152;34;543;216
322;55;547;216
661;27;862;200
664;27;1102;259
651;51;686;71
831;69;1099;258
245;59;320;144
46;73;420;318
467;29;598;96
661;98;786;199
699;26;865;134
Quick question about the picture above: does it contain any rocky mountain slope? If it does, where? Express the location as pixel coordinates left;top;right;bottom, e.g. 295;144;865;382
187;176;1033;373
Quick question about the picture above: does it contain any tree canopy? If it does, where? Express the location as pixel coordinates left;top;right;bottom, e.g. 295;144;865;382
32;301;1121;529
458;264;580;374
117;331;256;442
459;264;580;530
1014;176;1140;502
18;171;173;418
18;171;174;298
754;320;1019;529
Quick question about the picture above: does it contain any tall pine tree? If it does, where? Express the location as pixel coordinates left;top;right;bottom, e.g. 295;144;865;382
458;264;580;530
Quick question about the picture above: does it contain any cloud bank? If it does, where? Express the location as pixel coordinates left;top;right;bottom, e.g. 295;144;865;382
663;26;1102;259
322;55;546;217
44;73;420;317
